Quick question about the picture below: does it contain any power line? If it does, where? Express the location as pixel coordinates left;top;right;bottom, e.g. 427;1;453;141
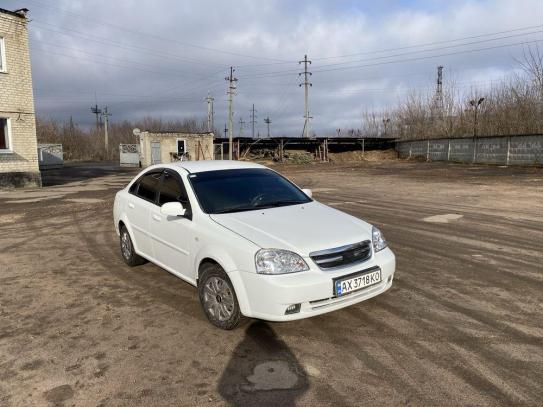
308;29;543;70
25;0;291;62
237;36;543;81
237;33;543;80
312;23;543;60
30;20;228;69
31;39;205;78
311;37;543;74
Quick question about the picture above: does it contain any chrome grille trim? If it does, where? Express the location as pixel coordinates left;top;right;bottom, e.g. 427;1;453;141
309;240;372;269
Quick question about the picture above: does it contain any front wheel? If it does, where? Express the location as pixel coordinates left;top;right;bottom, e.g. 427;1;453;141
198;263;242;330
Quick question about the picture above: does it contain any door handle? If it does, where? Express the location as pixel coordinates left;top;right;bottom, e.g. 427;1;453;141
128;202;135;209
152;214;161;221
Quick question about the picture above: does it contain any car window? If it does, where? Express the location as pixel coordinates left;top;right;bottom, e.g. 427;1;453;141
136;172;161;203
189;168;311;214
158;171;189;206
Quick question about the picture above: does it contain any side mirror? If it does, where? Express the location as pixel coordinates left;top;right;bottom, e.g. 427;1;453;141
302;188;313;199
161;202;186;217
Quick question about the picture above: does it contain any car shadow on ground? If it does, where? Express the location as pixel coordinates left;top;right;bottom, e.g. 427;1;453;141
218;321;309;406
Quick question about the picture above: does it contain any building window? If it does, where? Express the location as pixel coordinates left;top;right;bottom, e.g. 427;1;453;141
176;139;186;154
0;37;6;72
0;118;11;151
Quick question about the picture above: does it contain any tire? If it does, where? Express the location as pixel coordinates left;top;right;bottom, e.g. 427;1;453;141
119;225;146;267
198;263;243;330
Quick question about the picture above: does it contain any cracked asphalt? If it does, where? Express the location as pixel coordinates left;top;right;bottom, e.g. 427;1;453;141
0;160;542;406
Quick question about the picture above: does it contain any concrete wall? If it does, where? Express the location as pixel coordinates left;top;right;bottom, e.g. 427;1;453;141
396;135;543;166
139;132;214;167
0;9;41;187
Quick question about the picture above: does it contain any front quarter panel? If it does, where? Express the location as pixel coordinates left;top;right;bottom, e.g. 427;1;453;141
191;217;260;316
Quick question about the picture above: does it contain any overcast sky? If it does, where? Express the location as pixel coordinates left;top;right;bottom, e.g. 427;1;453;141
3;0;543;136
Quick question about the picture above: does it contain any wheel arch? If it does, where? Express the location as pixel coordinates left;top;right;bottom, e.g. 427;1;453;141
117;216;141;254
194;249;251;316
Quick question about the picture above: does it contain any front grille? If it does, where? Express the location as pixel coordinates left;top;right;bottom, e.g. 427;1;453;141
309;240;372;269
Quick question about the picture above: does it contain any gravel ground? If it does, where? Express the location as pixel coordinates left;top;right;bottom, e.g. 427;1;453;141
0;160;542;406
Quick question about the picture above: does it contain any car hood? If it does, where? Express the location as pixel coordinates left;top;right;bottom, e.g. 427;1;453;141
210;201;372;256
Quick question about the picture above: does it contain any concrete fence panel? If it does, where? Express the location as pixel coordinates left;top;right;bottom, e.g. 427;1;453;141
395;134;543;166
428;139;449;161
448;138;474;162
509;135;543;165
475;137;508;164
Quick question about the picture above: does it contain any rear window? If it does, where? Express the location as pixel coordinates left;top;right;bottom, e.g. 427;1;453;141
136;172;161;203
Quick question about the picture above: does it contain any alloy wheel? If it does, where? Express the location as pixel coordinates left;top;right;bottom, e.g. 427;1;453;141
203;276;235;321
121;230;132;260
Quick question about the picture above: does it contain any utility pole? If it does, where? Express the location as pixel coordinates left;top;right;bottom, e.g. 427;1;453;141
469;97;485;138
469;97;485;163
101;106;111;156
249;104;257;138
238;117;246;137
205;92;214;133
223;123;228;137
436;66;443;110
264;116;271;138
433;66;444;119
225;67;238;160
90;104;102;130
382;118;391;137
91;92;102;130
299;54;312;138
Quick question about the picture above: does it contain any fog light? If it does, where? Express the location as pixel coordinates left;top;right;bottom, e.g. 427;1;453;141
285;304;301;315
387;275;393;283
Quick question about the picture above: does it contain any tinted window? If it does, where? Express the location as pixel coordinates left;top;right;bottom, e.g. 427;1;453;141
189;169;311;214
158;171;188;206
136;172;161;203
0;118;8;150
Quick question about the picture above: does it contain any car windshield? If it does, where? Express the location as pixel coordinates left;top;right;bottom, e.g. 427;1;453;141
188;168;312;214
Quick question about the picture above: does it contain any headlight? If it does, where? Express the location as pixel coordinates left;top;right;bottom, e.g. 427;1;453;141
372;226;388;252
255;249;309;275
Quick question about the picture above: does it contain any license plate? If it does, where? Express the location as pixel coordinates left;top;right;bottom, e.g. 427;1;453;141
334;268;382;296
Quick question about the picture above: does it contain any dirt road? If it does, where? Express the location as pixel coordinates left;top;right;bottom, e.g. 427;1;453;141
1;161;542;406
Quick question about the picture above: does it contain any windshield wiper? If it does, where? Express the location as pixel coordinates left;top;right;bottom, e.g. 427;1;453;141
212;200;307;214
262;200;307;207
212;206;258;214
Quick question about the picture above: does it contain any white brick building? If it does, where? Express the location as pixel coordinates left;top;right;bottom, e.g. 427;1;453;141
0;7;41;187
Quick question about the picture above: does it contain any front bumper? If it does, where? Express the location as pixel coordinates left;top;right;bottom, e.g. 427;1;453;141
230;247;395;321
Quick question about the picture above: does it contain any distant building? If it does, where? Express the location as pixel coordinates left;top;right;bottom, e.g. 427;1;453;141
0;7;40;187
138;131;214;167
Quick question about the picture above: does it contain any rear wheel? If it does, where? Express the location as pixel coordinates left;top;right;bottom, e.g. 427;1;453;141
119;225;146;267
198;263;242;330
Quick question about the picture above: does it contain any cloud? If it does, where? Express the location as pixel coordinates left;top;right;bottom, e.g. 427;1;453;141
4;0;543;135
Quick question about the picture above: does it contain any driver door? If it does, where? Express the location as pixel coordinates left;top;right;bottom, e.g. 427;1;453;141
149;170;195;282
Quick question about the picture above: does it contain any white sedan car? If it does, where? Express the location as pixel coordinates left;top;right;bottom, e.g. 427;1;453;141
113;161;395;329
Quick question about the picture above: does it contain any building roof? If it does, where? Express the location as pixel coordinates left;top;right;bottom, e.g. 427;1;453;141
0;7;28;19
143;131;213;136
162;160;266;174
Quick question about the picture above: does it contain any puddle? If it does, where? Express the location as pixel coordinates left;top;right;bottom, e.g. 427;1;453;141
422;213;463;223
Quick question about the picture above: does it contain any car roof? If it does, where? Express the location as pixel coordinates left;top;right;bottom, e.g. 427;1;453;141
164;160;267;174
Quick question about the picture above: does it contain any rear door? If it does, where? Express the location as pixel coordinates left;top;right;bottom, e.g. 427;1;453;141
149;169;195;281
126;170;162;258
